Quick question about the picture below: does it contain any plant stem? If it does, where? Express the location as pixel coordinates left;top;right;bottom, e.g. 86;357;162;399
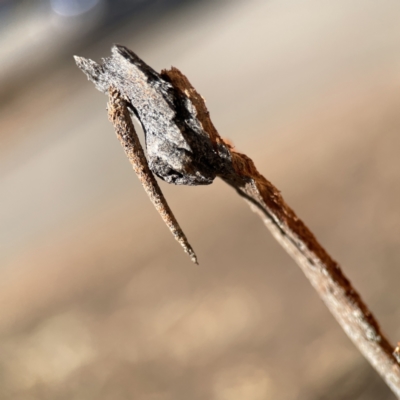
75;46;400;398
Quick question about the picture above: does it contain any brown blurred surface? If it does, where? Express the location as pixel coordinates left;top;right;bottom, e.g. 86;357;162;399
1;0;400;399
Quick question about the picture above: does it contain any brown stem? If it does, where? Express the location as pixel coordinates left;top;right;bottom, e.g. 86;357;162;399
222;154;400;397
163;66;400;397
75;46;400;398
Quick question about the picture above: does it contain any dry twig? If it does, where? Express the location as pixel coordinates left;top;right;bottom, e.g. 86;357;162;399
75;45;400;397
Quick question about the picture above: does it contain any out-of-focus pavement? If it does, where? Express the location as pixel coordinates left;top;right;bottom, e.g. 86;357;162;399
1;0;400;398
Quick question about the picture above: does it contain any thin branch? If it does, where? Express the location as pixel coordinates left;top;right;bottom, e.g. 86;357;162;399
75;46;400;398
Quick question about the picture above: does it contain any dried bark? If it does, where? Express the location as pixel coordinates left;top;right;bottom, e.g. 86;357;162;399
75;45;400;398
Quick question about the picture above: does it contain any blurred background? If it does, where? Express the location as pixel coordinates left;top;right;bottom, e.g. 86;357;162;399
1;0;400;399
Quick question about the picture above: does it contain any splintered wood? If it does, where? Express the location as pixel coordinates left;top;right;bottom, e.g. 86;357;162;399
107;87;197;264
75;45;400;398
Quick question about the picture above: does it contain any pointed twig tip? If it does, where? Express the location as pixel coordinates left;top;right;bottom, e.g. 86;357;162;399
190;252;199;265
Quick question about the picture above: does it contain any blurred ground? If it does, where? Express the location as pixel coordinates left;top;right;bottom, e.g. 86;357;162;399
1;0;400;399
